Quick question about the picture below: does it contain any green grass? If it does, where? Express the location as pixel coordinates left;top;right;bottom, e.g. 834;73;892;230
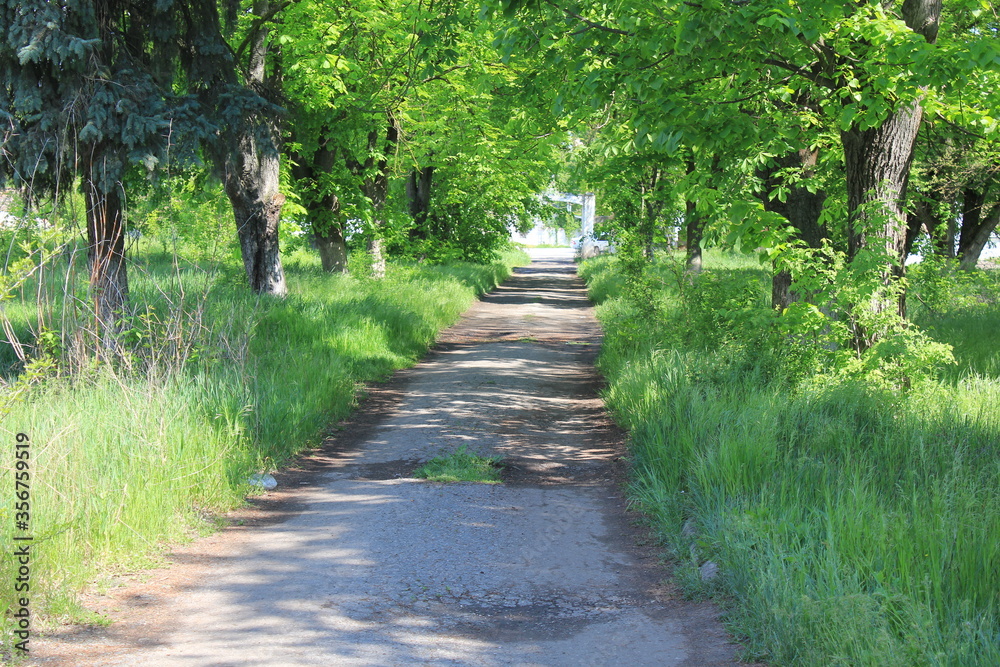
908;261;1000;382
581;252;1000;666
0;240;527;644
413;446;503;483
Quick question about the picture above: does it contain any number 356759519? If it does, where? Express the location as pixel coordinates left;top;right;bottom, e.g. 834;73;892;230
15;432;30;523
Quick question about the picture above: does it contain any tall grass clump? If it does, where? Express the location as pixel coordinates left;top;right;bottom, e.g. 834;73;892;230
0;216;527;640
581;251;1000;665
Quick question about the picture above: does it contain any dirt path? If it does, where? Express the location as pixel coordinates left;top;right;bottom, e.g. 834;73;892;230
32;249;737;666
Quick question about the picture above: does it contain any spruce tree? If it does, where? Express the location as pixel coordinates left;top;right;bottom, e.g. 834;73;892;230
0;0;177;349
1;0;290;354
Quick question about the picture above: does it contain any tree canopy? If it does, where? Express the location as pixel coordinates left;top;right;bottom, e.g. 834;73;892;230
1;0;998;351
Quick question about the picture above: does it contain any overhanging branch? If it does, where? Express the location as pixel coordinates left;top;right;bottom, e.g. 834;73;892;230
235;0;302;63
544;1;634;36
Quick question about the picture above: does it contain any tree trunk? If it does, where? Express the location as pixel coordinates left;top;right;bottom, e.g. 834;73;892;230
221;147;287;296
958;199;1000;270
406;166;434;240
291;143;348;273
358;112;399;279
368;237;386;279
958;225;995;271
842;102;923;259
842;101;924;320
683;158;703;272
771;270;793;312
685;199;703;273
909;174;954;257
642;200;655;262
217;0;287;296
841;0;941;325
315;222;348;273
83;175;128;351
640;167;662;261
906;201;933;257
759;148;827;310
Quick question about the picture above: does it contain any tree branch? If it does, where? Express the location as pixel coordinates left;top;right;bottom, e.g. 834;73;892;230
235;0;301;63
422;64;472;84
763;56;836;89
932;115;988;141
543;1;634;36
638;51;674;71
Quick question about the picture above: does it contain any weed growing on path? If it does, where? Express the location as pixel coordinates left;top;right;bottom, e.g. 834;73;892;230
414;446;503;483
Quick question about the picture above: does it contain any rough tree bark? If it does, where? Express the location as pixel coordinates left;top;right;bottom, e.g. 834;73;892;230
841;0;941;322
314;199;349;273
215;0;287;295
291;142;348;273
83;12;129;352
957;190;1000;270
220;146;287;295
842;102;923;273
406;166;434;241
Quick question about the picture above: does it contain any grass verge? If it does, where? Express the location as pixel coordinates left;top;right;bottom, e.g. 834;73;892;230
580;251;1000;666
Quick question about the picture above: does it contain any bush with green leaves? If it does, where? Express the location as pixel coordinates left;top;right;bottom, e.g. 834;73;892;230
774;241;956;389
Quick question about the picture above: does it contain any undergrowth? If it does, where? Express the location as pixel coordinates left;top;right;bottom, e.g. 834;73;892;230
580;251;1000;665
